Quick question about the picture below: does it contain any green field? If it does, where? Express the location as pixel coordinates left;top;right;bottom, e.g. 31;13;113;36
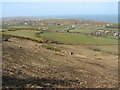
3;30;42;40
10;26;32;28
0;29;8;32
2;29;119;45
69;26;103;34
69;25;119;34
41;32;118;45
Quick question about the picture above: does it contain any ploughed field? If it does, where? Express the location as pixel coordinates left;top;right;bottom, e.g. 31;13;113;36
1;18;119;88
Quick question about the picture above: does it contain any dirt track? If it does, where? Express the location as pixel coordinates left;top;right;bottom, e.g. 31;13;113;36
2;38;118;88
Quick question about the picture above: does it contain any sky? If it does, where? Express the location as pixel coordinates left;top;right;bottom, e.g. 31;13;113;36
0;0;119;2
1;2;118;17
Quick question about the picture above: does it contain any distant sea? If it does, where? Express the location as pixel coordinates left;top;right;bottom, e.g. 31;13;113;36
38;15;118;23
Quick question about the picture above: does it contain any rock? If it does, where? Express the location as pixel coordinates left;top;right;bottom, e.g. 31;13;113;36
70;52;74;55
19;46;22;48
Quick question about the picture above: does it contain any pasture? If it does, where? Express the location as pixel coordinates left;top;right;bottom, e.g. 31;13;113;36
40;32;118;45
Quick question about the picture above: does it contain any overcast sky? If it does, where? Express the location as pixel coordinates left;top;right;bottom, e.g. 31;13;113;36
1;2;118;17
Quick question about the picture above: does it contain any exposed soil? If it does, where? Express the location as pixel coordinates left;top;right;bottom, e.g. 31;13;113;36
2;38;118;88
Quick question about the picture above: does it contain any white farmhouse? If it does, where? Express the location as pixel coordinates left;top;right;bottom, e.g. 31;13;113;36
24;22;28;25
